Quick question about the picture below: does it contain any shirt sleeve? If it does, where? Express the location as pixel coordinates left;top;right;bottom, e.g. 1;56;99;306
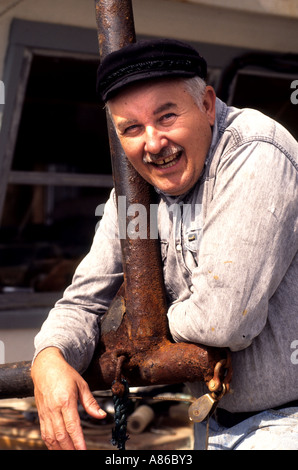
167;140;298;351
33;189;123;373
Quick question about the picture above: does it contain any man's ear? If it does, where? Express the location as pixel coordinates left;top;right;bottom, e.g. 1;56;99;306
203;86;216;126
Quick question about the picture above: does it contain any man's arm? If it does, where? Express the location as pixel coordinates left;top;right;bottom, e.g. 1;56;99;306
168;140;298;350
32;190;122;449
33;189;123;371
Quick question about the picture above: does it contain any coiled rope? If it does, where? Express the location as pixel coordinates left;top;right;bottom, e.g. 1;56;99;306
111;378;130;450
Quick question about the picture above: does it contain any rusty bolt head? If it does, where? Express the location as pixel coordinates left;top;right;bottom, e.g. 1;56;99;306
111;381;126;397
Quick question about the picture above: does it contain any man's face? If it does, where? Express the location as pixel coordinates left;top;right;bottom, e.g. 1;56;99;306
109;79;216;196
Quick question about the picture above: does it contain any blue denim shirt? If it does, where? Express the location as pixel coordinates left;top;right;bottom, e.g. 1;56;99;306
34;98;298;413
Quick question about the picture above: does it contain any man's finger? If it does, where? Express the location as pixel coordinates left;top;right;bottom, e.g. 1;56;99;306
78;381;107;420
62;414;86;450
40;413;69;450
58;401;87;450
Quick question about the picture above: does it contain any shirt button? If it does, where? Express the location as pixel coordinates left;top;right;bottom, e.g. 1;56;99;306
176;244;182;251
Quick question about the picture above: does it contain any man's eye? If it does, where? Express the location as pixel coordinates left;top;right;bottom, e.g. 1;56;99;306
123;124;140;135
160;113;177;123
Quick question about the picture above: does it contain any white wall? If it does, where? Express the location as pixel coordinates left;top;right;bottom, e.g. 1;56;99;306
182;0;298;19
1;0;298;79
0;328;40;363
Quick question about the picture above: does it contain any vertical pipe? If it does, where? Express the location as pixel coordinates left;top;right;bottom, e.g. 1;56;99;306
94;0;169;342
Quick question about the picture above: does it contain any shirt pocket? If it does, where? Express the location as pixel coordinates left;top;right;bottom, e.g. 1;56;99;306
160;239;180;302
184;228;203;254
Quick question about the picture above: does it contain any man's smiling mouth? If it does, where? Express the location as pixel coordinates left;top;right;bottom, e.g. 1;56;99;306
153;151;182;168
143;147;183;169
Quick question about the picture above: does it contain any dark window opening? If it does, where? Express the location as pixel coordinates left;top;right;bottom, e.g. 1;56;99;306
0;53;112;293
229;70;297;139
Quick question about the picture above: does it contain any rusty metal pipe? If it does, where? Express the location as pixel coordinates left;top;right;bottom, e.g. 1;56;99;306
0;361;32;399
95;0;169;342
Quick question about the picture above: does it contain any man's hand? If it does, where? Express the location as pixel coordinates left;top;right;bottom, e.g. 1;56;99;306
31;347;107;450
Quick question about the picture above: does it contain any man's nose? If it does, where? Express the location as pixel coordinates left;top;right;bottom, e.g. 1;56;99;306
144;126;168;155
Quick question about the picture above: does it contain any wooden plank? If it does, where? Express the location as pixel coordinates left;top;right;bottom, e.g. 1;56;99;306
0;291;62;311
8;171;113;188
0;404;193;450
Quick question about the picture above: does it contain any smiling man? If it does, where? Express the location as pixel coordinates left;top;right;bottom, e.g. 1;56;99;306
108;79;215;196
31;39;298;450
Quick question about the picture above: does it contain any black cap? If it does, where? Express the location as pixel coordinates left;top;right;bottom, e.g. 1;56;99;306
97;38;207;102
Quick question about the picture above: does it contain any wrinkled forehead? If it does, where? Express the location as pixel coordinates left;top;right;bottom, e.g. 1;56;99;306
107;78;188;122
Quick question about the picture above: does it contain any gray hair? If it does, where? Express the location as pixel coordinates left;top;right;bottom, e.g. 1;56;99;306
182;76;207;110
